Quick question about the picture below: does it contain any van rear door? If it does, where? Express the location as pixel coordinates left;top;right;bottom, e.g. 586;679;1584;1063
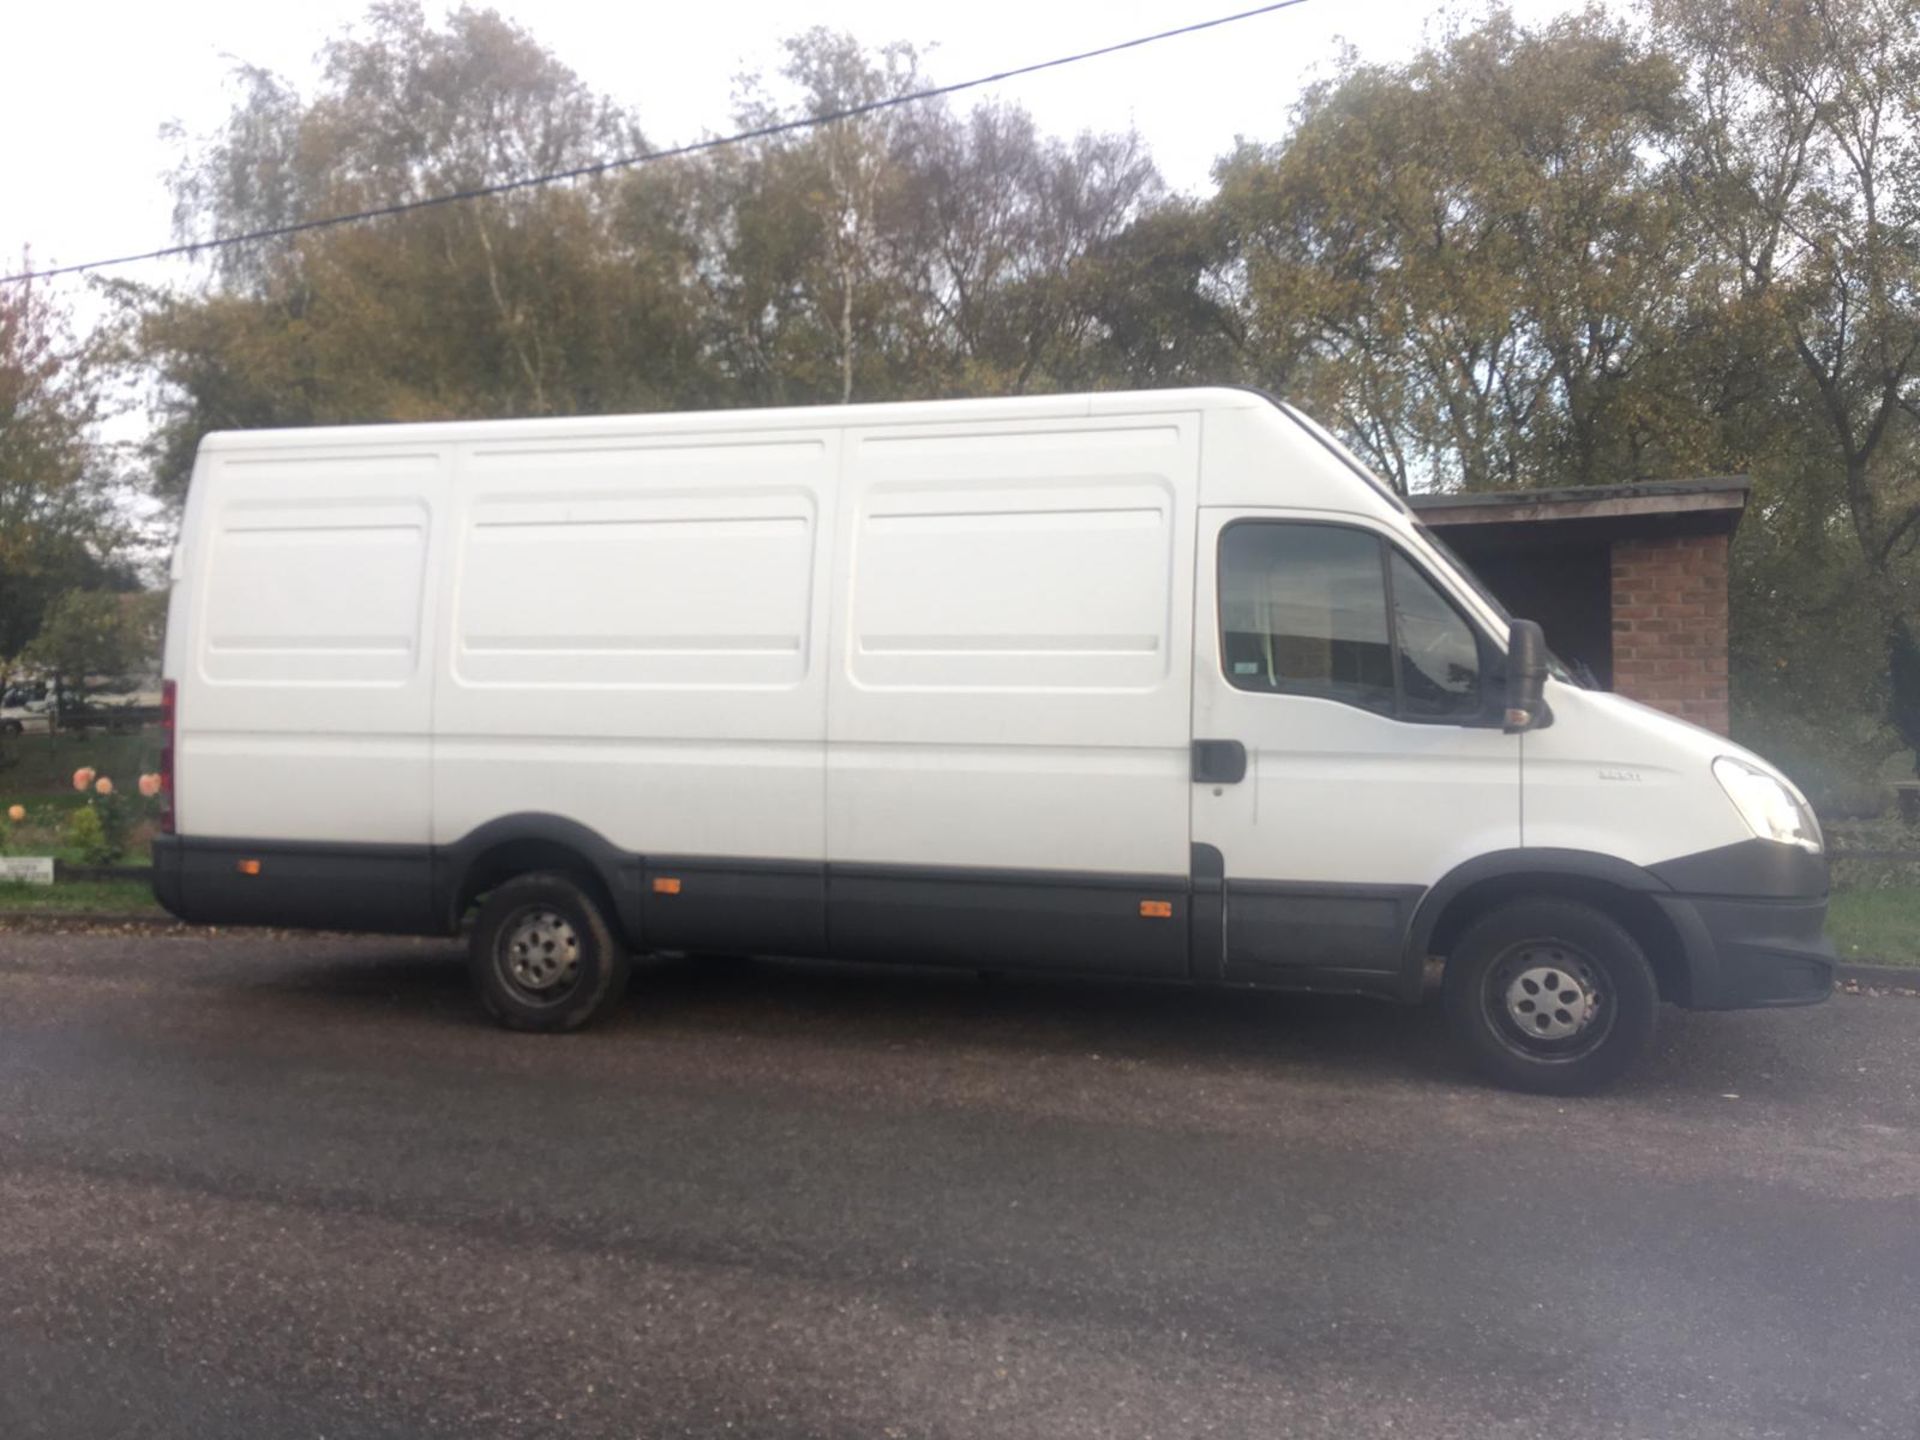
1189;509;1520;988
169;441;448;930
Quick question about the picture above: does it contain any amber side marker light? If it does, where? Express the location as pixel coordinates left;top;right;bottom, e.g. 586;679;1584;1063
652;877;682;895
1139;899;1173;919
236;859;262;876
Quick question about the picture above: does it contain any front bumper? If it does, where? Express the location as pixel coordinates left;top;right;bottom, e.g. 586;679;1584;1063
1656;892;1834;1009
1647;838;1835;1009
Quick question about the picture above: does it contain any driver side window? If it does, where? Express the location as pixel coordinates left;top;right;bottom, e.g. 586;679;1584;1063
1219;521;1484;722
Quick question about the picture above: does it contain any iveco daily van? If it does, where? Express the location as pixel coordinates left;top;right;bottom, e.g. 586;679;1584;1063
151;389;1833;1092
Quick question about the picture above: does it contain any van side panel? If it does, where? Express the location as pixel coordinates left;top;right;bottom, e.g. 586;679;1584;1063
178;446;447;848
824;412;1200;975
429;430;837;952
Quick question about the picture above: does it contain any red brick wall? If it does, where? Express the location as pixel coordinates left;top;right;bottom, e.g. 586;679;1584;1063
1609;534;1730;733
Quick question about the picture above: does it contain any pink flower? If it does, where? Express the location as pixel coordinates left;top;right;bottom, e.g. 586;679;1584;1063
139;773;162;799
72;767;96;792
94;776;113;796
5;804;23;823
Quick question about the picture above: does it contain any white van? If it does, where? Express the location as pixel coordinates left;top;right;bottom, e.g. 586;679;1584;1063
152;388;1832;1092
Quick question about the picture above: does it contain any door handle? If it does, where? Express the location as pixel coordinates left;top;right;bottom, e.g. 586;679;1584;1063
1192;739;1247;784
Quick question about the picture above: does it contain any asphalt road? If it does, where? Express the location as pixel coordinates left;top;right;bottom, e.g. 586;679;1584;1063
1;928;1917;1440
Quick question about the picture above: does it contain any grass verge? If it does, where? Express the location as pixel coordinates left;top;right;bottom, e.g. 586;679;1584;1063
0;879;163;915
1826;887;1920;967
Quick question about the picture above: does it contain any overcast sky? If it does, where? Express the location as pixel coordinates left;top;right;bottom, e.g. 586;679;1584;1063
5;0;1608;303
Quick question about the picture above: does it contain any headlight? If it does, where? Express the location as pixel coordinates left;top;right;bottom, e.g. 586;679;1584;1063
1712;756;1822;852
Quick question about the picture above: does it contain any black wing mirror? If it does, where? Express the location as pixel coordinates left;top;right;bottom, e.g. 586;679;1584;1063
1504;619;1549;734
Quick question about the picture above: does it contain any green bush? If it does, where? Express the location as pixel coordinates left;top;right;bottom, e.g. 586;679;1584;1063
96;791;140;862
1816;778;1893;822
1825;817;1920;892
65;803;118;866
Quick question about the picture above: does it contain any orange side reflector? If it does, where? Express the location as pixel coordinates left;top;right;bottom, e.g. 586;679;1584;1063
237;859;262;876
1139;899;1173;919
651;876;682;895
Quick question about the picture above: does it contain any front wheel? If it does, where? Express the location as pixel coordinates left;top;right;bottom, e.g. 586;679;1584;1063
1443;898;1657;1094
469;871;631;1033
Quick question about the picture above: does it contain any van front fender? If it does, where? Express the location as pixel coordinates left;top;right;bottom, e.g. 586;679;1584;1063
1400;848;1684;1003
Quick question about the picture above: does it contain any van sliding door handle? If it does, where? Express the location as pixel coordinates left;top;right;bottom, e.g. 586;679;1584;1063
1192;739;1247;785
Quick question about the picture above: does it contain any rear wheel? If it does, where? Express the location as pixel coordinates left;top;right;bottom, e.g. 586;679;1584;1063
469;871;630;1032
1442;898;1657;1094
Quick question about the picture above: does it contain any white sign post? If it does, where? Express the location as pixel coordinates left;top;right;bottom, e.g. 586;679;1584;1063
0;857;55;885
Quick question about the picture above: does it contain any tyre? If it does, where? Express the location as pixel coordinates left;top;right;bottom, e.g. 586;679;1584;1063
469;871;631;1032
0;720;20;736
1442;898;1657;1094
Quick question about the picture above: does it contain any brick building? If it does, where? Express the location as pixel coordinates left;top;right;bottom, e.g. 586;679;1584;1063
1409;479;1748;735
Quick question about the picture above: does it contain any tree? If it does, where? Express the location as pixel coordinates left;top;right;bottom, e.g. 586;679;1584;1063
26;589;163;715
750;30;925;405
1070;200;1242;389
132;3;704;506
0;265;126;697
623;29;1176;406
1211;12;1701;493
684;33;922;409
878;98;1174;395
1654;0;1920;771
135;8;1187;439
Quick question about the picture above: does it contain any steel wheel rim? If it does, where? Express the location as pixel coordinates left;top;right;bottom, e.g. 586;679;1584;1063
1482;939;1613;1062
497;907;582;1003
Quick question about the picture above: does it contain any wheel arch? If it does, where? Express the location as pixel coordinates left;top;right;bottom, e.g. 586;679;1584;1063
436;814;645;947
1406;849;1703;1006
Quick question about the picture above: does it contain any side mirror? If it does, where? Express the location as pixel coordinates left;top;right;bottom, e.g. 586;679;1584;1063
1504;619;1549;733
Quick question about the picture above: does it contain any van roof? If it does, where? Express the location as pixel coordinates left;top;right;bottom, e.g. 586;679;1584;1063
195;386;1272;452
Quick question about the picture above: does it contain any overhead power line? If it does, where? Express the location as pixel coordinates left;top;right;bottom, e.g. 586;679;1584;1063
2;0;1310;288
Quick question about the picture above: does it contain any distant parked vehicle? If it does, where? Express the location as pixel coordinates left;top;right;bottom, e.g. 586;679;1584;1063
1;677;162;736
0;682;54;736
57;678;163;734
